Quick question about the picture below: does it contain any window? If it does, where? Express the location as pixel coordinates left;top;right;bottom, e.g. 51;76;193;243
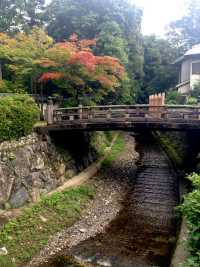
192;62;200;75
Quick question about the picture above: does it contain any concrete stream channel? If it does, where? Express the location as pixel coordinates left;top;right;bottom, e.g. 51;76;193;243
36;132;179;267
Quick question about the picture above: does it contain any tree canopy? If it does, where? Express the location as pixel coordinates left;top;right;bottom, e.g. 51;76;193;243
138;35;178;103
0;28;125;105
36;33;125;105
44;0;144;104
0;0;186;105
167;0;200;53
0;0;45;34
0;28;53;92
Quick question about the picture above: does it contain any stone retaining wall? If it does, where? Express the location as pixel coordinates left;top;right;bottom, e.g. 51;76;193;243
0;133;78;210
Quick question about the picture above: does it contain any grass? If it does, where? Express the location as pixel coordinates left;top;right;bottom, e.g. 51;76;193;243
34;120;47;128
0;186;95;267
154;132;183;168
102;134;125;167
91;131;115;157
0;132;125;267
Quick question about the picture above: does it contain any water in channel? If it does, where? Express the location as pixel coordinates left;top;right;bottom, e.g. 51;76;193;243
47;134;179;267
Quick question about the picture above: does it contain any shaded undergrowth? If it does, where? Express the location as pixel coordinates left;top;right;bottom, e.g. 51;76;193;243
102;134;125;167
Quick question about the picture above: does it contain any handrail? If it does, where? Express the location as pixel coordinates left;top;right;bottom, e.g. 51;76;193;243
54;104;200;111
42;104;200;126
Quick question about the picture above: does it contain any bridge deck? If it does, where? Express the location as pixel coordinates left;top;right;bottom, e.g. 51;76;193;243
43;104;200;131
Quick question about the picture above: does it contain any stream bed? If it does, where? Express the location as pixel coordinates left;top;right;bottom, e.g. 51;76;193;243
36;133;179;267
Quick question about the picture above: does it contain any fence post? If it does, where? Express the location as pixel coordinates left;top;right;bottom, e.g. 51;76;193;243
47;97;54;125
162;92;165;105
106;108;111;119
149;94;155;117
198;107;200;120
78;104;83;120
125;106;130;119
161;92;166;119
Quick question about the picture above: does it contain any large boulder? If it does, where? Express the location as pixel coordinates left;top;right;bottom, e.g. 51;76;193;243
9;187;29;208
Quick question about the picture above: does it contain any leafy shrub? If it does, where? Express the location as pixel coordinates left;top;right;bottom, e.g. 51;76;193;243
186;96;198;105
0;95;39;141
191;82;200;98
0;80;25;93
180;173;200;267
166;90;185;105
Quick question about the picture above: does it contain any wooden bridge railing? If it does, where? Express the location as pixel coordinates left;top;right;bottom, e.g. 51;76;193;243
45;104;200;125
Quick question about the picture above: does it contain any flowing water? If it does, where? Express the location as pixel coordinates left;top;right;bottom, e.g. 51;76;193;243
44;134;179;267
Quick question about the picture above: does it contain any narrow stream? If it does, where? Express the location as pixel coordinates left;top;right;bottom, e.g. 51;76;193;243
45;134;179;267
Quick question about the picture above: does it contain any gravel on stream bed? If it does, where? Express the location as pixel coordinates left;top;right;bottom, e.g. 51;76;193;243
26;133;179;267
26;133;139;267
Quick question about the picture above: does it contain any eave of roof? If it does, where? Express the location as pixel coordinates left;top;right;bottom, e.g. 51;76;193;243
172;56;184;65
173;44;200;65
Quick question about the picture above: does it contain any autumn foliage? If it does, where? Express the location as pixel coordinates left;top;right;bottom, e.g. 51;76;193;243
37;34;125;95
38;72;64;82
0;28;125;105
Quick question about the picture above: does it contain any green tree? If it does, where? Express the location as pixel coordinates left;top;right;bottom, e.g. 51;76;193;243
138;35;178;103
167;0;200;52
45;0;143;104
95;21;128;65
21;0;46;30
0;0;21;33
0;0;45;34
0;28;53;92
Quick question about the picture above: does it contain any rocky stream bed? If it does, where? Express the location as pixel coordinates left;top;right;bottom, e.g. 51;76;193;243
27;133;179;267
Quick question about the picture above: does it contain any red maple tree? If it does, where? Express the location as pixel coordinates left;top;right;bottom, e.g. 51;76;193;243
37;34;125;104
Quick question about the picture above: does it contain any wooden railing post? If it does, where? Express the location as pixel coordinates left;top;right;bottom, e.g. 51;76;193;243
106;108;111;119
88;108;93;120
78;104;83;120
46;97;54;125
125;107;130;119
148;92;165;119
161;92;165;105
197;107;200;120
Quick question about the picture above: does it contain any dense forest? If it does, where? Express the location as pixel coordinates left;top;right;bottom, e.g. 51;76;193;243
0;0;200;105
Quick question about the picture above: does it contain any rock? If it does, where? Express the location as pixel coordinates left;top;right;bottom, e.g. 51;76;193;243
65;169;76;179
39;215;47;222
8;152;16;160
0;247;8;255
59;176;66;184
97;260;112;267
0;167;16;205
13;148;32;177
4;202;11;210
24;172;41;187
2;157;7;162
31;189;41;203
9;187;29;208
32;157;45;171
0;209;4;215
79;228;86;233
57;163;65;176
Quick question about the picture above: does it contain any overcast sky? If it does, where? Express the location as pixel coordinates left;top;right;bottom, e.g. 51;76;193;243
133;0;187;37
